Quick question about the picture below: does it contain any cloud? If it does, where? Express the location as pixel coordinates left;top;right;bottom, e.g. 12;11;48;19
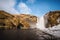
17;2;32;14
0;0;19;14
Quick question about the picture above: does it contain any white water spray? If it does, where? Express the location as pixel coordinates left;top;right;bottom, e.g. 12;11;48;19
36;16;46;30
36;15;60;37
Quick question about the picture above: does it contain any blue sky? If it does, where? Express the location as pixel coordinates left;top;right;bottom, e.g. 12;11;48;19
0;0;60;17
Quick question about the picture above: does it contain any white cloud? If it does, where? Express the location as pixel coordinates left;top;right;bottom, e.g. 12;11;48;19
0;0;19;14
17;2;32;14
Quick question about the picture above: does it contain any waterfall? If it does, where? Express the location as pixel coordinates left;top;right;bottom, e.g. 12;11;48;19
36;16;46;30
36;16;60;37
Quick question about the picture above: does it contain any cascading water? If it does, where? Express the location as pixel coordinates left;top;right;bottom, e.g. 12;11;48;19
36;16;60;37
36;16;46;30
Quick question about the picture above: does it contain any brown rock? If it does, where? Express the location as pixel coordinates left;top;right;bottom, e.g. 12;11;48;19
14;14;37;29
0;10;37;29
0;10;15;29
44;11;60;28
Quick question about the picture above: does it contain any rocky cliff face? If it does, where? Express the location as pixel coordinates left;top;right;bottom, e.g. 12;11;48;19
0;10;37;29
19;14;37;29
44;11;60;28
0;10;15;29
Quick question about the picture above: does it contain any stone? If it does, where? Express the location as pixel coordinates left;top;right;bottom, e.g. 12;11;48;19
44;11;60;28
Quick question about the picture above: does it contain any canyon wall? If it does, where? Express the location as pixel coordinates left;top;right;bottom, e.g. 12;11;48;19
0;10;37;29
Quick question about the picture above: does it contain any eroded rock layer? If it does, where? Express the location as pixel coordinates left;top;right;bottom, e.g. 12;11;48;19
0;10;37;29
44;11;60;28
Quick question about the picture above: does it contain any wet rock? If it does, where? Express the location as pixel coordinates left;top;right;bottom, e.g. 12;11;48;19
0;29;58;40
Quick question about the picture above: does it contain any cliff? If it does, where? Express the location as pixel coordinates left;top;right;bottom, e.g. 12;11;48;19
0;10;37;29
44;11;60;28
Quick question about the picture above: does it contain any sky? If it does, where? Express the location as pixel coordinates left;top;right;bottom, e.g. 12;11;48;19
0;0;60;17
